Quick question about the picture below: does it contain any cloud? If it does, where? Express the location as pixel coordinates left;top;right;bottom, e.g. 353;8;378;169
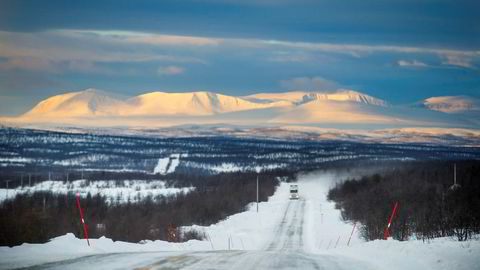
280;76;339;91
0;57;60;73
397;59;428;68
0;31;206;75
54;30;480;63
1;29;478;79
157;66;185;75
60;30;221;46
268;51;313;62
442;54;475;69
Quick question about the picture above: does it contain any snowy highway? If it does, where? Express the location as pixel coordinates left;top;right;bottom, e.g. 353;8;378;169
4;172;479;270
22;176;374;270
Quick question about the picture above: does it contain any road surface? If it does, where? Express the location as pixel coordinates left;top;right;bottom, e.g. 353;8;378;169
21;195;374;269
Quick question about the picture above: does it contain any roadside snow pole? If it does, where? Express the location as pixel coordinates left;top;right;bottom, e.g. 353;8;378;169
384;201;399;240
347;222;357;246
76;193;90;246
256;175;259;213
206;233;214;250
334;236;341;248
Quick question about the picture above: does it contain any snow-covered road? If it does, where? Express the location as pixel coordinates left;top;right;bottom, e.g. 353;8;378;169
4;172;478;270
23;180;374;270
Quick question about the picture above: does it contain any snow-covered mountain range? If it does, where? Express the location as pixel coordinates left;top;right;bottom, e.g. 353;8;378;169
1;88;479;130
19;88;388;117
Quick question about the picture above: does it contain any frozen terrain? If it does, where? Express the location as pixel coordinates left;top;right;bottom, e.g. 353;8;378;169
153;154;181;175
0;179;193;204
1;171;478;269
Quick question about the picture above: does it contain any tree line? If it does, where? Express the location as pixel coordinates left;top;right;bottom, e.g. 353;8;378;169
327;160;480;241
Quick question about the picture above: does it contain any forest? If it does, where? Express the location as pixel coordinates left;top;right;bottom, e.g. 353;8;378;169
327;160;480;241
0;170;293;247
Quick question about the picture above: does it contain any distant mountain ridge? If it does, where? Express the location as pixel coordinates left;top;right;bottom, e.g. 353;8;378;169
246;90;388;107
1;88;479;129
20;88;390;117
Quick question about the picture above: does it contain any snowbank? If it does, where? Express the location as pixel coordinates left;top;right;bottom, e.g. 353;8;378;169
0;233;207;269
186;182;290;250
328;237;480;270
299;170;480;270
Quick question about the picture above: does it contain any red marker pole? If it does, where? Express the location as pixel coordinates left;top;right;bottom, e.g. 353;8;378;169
384;202;398;240
76;193;90;246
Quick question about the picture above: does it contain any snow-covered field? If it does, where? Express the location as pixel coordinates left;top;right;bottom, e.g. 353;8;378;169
0;179;193;204
153;154;181;174
0;171;479;270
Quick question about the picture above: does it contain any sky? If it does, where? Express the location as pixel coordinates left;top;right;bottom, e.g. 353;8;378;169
0;0;479;115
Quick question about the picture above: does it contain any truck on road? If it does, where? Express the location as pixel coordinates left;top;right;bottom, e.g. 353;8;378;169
289;184;299;199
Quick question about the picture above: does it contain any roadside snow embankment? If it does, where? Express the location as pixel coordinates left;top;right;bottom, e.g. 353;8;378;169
187;182;290;250
329;237;480;270
299;171;480;270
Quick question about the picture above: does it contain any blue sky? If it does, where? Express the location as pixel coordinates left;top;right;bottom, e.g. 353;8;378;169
0;0;479;115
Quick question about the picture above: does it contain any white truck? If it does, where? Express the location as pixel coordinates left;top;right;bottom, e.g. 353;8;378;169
289;184;299;199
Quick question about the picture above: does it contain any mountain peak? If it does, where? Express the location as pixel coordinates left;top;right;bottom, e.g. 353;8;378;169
23;88;128;117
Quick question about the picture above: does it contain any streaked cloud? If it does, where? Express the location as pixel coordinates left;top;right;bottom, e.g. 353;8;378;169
157;66;185;75
442;54;475;69
0;57;60;73
50;30;480;63
397;60;428;68
0;31;206;74
61;30;221;46
3;30;478;74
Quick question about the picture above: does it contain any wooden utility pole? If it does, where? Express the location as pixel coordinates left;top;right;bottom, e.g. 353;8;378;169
5;180;11;199
450;163;461;190
454;163;456;185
